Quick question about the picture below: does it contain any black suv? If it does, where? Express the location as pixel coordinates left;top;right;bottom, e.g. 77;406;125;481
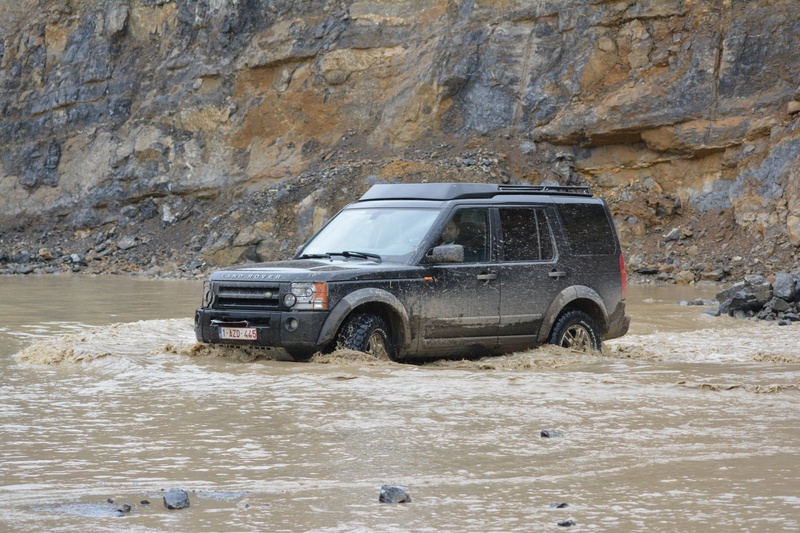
195;183;630;361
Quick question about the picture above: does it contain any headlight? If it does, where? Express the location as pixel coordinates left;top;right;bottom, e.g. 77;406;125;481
282;293;297;307
202;281;213;307
290;282;328;310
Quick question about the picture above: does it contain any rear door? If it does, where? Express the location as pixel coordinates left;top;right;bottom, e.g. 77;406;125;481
496;205;567;349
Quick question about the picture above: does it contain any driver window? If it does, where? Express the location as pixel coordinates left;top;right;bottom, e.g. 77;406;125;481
438;208;490;263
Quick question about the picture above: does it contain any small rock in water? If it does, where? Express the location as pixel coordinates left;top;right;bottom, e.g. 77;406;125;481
379;485;411;503
549;502;569;508
164;488;191;510
558;519;576;527
541;429;563;438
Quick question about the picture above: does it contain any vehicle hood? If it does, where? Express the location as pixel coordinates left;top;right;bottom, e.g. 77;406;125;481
208;259;421;283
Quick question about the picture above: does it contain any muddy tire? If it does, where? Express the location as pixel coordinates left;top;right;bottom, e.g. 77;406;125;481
547;309;601;353
338;313;395;360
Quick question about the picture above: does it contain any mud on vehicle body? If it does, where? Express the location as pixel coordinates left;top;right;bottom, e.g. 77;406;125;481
195;183;630;361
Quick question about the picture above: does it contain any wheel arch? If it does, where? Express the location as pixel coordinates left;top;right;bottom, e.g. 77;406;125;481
537;285;609;344
316;288;412;352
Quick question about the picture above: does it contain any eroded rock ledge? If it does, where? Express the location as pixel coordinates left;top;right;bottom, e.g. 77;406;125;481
1;1;799;278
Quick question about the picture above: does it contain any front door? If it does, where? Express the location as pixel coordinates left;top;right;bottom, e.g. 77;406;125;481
418;207;500;355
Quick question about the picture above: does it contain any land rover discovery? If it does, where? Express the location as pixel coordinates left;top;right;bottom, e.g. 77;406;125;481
194;183;630;361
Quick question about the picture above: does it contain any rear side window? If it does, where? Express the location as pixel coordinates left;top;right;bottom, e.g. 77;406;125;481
557;203;616;255
499;208;554;262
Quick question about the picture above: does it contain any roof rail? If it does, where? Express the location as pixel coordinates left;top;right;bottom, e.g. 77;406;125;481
358;183;594;202
497;184;592;196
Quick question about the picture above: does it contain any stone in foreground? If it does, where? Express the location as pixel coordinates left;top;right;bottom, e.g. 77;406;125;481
379;485;411;504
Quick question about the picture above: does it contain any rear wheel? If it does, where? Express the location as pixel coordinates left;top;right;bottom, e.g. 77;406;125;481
337;313;395;360
547;309;601;353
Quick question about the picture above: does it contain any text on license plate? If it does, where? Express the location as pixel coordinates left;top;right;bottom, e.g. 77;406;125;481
219;327;258;341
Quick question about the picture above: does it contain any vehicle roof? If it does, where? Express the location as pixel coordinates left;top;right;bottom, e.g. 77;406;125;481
358;183;593;202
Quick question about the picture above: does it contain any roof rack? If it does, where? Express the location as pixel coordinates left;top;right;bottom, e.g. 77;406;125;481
359;183;594;202
496;184;592;196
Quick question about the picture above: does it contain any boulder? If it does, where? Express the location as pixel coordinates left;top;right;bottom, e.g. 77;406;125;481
768;297;791;313
727;290;765;313
717;275;772;314
379;485;411;504
772;271;796;301
163;488;191;510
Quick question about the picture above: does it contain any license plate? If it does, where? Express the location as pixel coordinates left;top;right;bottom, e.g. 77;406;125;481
219;327;258;341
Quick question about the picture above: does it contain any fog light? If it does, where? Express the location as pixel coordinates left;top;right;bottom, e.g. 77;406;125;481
282;293;297;307
284;317;299;332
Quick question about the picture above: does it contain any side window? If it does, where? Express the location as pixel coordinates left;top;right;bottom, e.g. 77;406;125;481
499;208;555;262
439;208;490;263
557;203;616;255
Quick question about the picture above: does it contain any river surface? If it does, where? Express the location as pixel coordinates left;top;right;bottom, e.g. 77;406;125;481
0;275;799;532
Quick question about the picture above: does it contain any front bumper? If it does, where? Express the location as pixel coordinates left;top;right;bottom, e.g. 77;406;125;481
194;308;329;358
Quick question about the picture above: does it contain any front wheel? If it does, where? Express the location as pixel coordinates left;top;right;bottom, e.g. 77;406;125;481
547;309;602;353
337;313;395;360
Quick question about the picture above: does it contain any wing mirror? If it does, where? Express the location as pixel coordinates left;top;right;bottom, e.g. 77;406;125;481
426;244;464;263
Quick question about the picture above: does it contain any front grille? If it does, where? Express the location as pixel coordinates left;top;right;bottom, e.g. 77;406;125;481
215;282;282;309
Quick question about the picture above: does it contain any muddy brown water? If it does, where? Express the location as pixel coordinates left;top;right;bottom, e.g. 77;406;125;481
0;275;798;532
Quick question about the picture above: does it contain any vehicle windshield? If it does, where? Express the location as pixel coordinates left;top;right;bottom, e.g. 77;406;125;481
299;207;440;263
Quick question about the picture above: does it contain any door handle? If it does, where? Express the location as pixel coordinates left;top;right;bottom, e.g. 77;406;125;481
548;270;567;279
476;273;497;281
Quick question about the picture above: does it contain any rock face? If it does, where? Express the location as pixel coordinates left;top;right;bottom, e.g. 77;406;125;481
1;0;799;275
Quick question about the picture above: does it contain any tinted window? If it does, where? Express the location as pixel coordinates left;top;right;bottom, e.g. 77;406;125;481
442;208;490;263
499;208;554;262
557;203;616;255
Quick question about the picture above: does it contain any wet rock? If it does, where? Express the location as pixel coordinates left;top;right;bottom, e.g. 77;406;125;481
379;485;411;503
768;297;791;313
164;488;191;510
558;519;577;527
541;429;563;438
713;272;800;322
118;504;131;513
718;275;773;315
728;290;763;312
772;271;796;301
743;275;773;301
679;298;717;306
550;502;569;508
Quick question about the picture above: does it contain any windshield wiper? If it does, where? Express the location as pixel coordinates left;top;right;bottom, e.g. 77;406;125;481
298;253;331;259
328;251;382;263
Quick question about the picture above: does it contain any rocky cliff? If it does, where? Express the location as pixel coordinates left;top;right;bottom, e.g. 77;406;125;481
1;0;799;280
